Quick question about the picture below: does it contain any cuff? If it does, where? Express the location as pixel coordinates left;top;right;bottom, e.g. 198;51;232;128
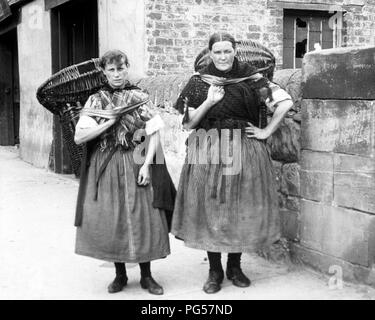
145;114;165;135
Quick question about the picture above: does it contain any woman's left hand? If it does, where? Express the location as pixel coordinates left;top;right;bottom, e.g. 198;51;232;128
137;164;151;186
245;122;271;140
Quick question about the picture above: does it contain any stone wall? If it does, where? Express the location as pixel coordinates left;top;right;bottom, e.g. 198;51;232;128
268;69;302;243
145;0;375;75
145;0;281;74
297;46;375;286
137;74;191;186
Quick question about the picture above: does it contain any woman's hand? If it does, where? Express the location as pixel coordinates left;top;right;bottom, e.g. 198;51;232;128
206;85;225;106
245;122;271;140
137;164;151;186
182;84;225;130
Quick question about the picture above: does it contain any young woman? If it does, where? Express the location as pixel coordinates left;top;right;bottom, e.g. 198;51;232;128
74;50;174;295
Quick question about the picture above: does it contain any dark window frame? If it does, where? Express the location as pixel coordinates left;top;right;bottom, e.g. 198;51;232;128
283;9;340;69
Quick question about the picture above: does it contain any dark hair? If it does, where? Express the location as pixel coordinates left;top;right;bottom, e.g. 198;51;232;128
99;49;130;69
208;32;237;50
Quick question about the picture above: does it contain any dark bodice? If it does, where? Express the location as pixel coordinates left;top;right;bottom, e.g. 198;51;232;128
174;59;272;131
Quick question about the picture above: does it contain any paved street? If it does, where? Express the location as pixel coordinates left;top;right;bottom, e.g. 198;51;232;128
0;146;374;300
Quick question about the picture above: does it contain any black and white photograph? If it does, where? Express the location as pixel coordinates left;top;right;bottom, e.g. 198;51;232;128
1;0;375;307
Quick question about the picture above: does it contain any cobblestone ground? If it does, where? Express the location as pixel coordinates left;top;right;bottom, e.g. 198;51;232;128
0;146;374;300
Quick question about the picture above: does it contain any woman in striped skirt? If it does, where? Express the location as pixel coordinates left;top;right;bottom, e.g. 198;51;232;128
172;33;293;294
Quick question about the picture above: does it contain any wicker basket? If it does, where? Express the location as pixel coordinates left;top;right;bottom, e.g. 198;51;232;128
36;58;105;115
194;39;276;80
60;104;84;176
36;59;106;176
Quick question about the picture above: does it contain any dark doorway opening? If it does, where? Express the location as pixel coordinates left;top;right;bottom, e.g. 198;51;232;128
50;0;98;174
0;28;20;146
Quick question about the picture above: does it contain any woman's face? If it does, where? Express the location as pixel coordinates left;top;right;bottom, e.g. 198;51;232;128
210;40;236;72
103;60;129;88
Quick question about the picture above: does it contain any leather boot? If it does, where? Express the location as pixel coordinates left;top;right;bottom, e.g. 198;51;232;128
107;274;128;293
226;267;251;287
140;276;164;295
203;270;224;294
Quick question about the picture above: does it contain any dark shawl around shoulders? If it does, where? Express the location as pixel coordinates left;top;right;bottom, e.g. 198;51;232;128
201;56;257;78
173;57;272;128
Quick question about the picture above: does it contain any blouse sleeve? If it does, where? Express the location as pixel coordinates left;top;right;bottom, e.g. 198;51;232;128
264;82;292;112
138;100;165;135
78;94;102;125
82;94;102;111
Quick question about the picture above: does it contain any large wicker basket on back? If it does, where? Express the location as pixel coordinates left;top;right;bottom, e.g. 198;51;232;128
36;40;276;177
37;58;105;115
37;59;106;176
194;39;275;79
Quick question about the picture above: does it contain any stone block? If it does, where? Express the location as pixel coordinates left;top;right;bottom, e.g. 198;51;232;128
285;196;301;212
272;160;282;192
302;46;375;99
300;150;333;203
280;209;300;241
281;163;300;196
267;118;300;163
334;154;375;214
300;199;375;267
278;192;286;209
291;243;375;288
301;99;375;157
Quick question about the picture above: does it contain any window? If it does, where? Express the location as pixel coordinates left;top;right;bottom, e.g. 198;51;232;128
283;10;340;68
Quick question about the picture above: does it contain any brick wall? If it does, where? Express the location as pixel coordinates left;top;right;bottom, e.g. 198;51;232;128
145;0;375;75
145;0;283;74
343;0;375;46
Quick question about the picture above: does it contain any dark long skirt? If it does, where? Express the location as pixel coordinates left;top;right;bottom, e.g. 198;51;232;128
75;148;170;263
171;136;280;253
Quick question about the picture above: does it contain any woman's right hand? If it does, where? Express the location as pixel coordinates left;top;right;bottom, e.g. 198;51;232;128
206;84;225;106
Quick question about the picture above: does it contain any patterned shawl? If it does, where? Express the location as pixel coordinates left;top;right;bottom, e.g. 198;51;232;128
82;84;152;150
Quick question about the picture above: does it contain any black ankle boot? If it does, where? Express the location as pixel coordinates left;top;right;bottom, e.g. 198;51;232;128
226;267;251;287
140;276;164;295
108;274;128;293
203;270;224;294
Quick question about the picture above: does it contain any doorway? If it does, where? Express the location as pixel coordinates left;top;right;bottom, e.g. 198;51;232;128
50;0;98;174
0;28;20;146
